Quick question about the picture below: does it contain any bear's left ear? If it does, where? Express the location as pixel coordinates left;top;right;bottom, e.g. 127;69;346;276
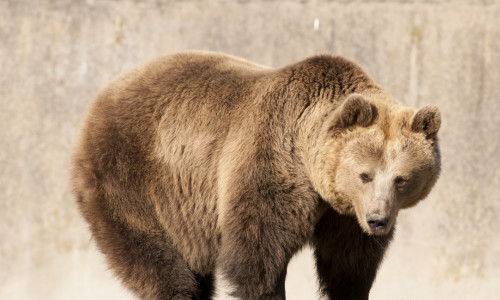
337;94;376;129
411;105;441;139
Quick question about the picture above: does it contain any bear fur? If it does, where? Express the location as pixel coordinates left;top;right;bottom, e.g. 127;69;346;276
72;51;441;300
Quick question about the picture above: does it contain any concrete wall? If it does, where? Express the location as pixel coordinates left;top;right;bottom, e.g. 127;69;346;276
1;0;499;299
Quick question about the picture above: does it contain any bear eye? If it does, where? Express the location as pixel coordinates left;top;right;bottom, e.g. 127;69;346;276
395;176;408;188
360;173;372;183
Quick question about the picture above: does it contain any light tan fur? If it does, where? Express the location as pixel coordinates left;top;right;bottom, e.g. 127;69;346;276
309;90;441;235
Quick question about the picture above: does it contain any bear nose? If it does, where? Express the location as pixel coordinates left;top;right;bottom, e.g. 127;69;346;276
366;214;389;231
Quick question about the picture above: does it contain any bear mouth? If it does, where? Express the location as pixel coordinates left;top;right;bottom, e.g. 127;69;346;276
368;224;392;235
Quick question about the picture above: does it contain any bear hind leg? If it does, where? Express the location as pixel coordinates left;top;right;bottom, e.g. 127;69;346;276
87;210;203;299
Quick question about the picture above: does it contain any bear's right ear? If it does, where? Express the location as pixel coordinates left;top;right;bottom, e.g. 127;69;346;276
337;94;376;129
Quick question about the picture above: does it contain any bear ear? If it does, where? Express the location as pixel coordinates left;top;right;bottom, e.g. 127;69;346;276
410;105;441;139
338;94;376;129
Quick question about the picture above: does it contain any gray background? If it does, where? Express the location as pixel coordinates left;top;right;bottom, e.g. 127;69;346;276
1;0;499;299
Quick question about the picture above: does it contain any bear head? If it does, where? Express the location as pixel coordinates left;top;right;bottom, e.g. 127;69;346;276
311;93;441;235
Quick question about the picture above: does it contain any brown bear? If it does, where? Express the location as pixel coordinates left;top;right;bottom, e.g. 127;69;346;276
72;51;441;300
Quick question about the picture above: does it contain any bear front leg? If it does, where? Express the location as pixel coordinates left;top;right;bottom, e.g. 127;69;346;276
218;192;315;300
312;207;393;300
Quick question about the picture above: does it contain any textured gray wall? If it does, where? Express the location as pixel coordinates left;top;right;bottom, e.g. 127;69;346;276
1;0;499;299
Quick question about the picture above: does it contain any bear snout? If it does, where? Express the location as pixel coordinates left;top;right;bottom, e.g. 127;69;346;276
366;213;390;233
